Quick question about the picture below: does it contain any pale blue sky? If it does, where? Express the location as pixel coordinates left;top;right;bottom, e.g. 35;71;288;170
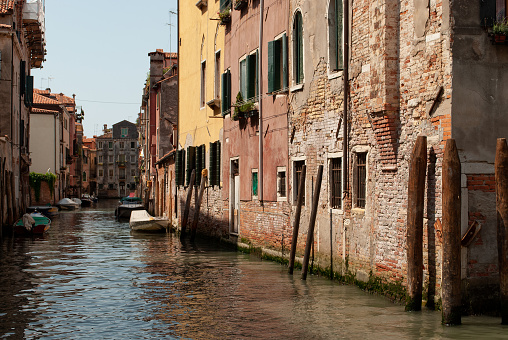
32;0;178;137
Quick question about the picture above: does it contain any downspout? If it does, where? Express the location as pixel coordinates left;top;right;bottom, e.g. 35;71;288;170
54;112;57;202
10;33;13;169
175;0;180;217
343;0;349;200
258;0;264;202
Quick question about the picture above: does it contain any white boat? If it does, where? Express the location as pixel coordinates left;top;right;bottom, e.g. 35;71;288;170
129;210;169;232
71;198;82;206
57;198;80;210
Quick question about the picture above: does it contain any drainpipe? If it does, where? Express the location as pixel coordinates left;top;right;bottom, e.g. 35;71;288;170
343;0;350;200
258;0;264;202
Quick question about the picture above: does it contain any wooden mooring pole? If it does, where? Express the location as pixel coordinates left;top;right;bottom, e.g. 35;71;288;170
496;138;508;325
191;170;207;242
180;169;195;240
406;136;427;311
289;165;306;274
442;139;461;325
302;165;323;280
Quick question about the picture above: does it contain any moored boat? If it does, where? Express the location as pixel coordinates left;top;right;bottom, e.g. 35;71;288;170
57;198;80;210
80;194;93;207
27;205;59;218
129;210;169;232
14;212;51;235
115;196;144;220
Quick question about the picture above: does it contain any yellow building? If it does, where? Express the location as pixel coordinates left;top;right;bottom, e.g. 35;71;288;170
177;0;228;236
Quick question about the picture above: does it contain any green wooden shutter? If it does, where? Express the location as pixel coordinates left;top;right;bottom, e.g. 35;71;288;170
201;144;206;182
186;146;196;186
209;142;215;186
336;0;343;70
195;145;202;186
227;70;231;113
221;72;227;115
255;50;259;98
20;61;25;96
215;141;221;186
282;34;288;90
175;150;181;185
268;40;275;93
247;53;257;100
26;76;33;107
296;12;304;84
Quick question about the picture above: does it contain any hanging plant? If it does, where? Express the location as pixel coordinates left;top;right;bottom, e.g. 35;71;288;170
29;171;57;202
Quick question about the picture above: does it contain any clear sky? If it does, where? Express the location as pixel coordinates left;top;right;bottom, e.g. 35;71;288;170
32;0;178;138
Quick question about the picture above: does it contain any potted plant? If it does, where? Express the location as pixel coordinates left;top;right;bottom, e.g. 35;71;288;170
219;7;231;25
232;92;257;121
234;0;248;10
492;18;508;44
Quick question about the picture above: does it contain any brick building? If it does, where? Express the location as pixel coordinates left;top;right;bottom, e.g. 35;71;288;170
96;121;138;198
282;0;508;312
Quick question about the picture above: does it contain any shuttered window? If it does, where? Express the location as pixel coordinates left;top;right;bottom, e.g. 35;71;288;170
209;140;221;187
25;76;33;107
186;146;196;186
293;11;304;85
220;0;231;11
175;149;185;186
267;34;287;94
221;70;231;115
247;51;258;100
195;144;206;185
293;160;305;204
329;0;343;71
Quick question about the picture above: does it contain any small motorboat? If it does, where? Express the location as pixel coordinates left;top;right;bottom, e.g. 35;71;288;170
14;212;51;235
115;196;144;220
27;204;59;218
80;194;93;207
129;210;169;232
57;198;80;210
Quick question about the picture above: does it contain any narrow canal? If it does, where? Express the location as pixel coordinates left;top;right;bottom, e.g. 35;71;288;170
1;200;507;339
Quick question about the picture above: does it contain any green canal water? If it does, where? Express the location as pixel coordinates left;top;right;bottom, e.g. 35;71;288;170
1;200;507;339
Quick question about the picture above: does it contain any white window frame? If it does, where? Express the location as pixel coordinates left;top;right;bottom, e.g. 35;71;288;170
277;166;287;202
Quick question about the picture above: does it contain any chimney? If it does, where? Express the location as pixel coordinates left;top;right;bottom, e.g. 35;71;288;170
103;124;107;133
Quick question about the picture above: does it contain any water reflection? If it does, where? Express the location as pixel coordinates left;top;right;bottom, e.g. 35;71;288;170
1;200;507;339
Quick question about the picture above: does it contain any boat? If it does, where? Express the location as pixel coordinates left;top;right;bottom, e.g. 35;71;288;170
57;198;80;210
81;194;93;207
71;198;82;207
115;196;144;220
14;212;51;235
27;204;59;218
129;210;169;232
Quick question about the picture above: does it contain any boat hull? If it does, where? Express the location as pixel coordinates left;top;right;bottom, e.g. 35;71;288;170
115;204;145;220
14;213;51;235
129;210;169;232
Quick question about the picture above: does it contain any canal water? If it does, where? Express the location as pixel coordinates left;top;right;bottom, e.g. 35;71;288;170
1;200;507;339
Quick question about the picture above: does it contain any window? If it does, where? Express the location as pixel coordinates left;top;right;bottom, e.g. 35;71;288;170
98;141;103;149
131;155;136;163
195;144;206;186
99;169;103;177
119;168;126;180
355;152;367;209
109;169;113;177
252;169;258;198
200;60;206;108
108;155;113;163
215;50;221;99
186;146;196;186
131;169;136;177
121;128;128;138
99;184;104;190
83;171;87;182
277;167;287;200
330;157;342;209
268;34;288;93
293;160;305;204
175;149;186;186
108;141;113;149
119;142;125;149
98;155;103;164
108;183;114;190
221;69;231;115
293;10;304;85
119;154;125;163
208;140;221;187
328;0;343;71
239;56;247;100
131;141;136;149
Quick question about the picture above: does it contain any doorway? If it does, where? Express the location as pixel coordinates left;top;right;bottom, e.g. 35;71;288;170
230;158;239;234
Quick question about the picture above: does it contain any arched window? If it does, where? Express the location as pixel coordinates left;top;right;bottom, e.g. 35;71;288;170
292;10;304;85
328;0;343;71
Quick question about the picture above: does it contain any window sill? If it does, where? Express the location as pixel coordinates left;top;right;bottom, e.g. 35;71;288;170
352;207;365;215
328;71;343;80
331;208;343;214
290;83;304;93
277;196;287;202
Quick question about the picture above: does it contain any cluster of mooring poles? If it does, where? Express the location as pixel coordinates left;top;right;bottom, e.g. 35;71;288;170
180;169;208;242
406;137;508;325
288;164;325;280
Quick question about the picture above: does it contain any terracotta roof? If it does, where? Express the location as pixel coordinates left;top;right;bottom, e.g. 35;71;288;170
34;88;51;95
31;108;59;114
33;92;61;105
83;138;94;143
0;1;14;14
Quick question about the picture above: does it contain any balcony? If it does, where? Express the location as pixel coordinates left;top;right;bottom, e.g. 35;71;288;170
23;0;46;68
117;161;126;167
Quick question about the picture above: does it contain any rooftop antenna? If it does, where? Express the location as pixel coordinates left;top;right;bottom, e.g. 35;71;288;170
167;10;177;67
40;77;46;88
47;76;54;89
